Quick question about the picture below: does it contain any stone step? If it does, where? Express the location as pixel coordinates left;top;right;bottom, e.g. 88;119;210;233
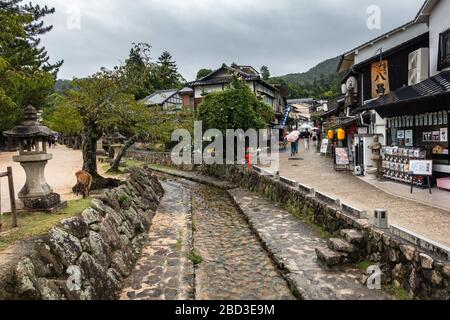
315;247;348;269
340;229;364;245
327;238;358;254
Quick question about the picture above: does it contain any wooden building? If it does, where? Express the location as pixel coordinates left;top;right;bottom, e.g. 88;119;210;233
332;0;450;184
142;89;183;112
186;64;287;117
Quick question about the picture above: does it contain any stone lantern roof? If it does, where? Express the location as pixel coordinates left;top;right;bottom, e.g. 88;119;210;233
3;105;53;139
110;130;126;143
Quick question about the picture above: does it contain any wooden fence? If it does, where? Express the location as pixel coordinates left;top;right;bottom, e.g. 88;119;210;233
0;167;17;231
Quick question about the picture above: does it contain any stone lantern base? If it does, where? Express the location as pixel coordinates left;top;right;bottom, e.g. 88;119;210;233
13;153;67;213
21;193;67;213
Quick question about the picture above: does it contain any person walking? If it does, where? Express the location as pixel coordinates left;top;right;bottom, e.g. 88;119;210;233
304;129;311;151
290;136;299;157
312;130;318;147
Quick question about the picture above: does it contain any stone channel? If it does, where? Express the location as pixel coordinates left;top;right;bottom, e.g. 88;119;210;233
121;176;295;300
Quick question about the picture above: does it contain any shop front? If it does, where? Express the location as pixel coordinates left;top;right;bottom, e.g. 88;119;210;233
360;71;450;189
384;111;449;186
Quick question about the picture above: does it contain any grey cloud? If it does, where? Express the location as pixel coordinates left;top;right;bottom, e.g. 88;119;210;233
36;0;424;80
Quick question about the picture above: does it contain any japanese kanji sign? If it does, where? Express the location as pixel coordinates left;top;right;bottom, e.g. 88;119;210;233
371;60;390;98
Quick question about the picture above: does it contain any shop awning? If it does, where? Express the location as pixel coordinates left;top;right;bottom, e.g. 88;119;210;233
351;70;450;118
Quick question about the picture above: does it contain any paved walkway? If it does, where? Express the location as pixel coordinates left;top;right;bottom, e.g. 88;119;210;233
229;188;393;300
277;143;450;247
121;180;194;300
0;145;83;212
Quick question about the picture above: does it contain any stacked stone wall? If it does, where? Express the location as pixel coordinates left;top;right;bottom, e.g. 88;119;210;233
0;168;164;300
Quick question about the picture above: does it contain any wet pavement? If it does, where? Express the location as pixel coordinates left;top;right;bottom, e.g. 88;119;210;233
229;188;393;300
121;180;194;300
277;143;450;247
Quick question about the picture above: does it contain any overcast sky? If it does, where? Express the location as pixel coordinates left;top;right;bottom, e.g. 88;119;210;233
35;0;425;81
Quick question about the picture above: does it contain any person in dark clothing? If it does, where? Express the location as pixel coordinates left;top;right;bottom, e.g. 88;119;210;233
291;136;300;157
304;129;312;151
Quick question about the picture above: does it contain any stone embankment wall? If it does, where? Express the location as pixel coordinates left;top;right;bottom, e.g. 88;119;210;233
0;168;164;300
199;164;450;300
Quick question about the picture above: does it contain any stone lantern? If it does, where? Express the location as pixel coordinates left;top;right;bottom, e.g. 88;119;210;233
4;105;66;212
109;129;126;161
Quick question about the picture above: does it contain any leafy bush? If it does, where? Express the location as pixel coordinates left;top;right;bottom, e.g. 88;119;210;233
197;77;274;133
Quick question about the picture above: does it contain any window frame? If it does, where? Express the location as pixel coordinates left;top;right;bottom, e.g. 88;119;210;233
438;28;450;71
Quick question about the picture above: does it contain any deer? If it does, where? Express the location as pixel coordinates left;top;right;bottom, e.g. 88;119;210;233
75;170;93;199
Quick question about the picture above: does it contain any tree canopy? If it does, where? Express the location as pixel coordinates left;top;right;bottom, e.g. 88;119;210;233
44;95;83;136
152;51;185;90
198;77;274;134
260;66;270;81
0;0;60;133
196;68;213;80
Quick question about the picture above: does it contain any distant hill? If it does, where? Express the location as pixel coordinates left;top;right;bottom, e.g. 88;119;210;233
269;56;343;100
279;56;341;85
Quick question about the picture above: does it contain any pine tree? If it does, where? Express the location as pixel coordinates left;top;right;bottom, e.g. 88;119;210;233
154;51;184;90
0;0;63;74
123;42;155;100
1;0;60;135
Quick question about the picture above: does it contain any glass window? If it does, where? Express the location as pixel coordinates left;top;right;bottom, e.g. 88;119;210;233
438;29;450;71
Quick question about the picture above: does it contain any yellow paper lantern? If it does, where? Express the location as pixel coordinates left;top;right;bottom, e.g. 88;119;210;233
337;128;346;141
327;130;334;139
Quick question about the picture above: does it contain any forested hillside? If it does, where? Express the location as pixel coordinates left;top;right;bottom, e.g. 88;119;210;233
269;56;343;100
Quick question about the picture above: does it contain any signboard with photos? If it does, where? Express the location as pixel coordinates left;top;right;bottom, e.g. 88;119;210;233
320;139;330;154
409;160;433;176
335;148;350;165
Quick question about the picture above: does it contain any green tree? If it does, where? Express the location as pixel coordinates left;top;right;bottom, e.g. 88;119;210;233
0;0;63;74
122;42;155;100
198;76;274;134
0;0;61;134
45;97;83;136
67;71;137;187
196;68;213;80
260;66;270;80
153;51;185;90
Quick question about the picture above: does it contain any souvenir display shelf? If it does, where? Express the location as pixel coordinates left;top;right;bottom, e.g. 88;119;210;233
382;147;428;186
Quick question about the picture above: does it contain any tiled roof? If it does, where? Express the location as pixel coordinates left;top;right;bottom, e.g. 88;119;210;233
143;89;179;105
187;64;260;87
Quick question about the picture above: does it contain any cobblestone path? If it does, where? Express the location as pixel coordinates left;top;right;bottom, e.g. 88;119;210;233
121;180;194;300
121;176;294;300
229;188;393;300
190;184;294;300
